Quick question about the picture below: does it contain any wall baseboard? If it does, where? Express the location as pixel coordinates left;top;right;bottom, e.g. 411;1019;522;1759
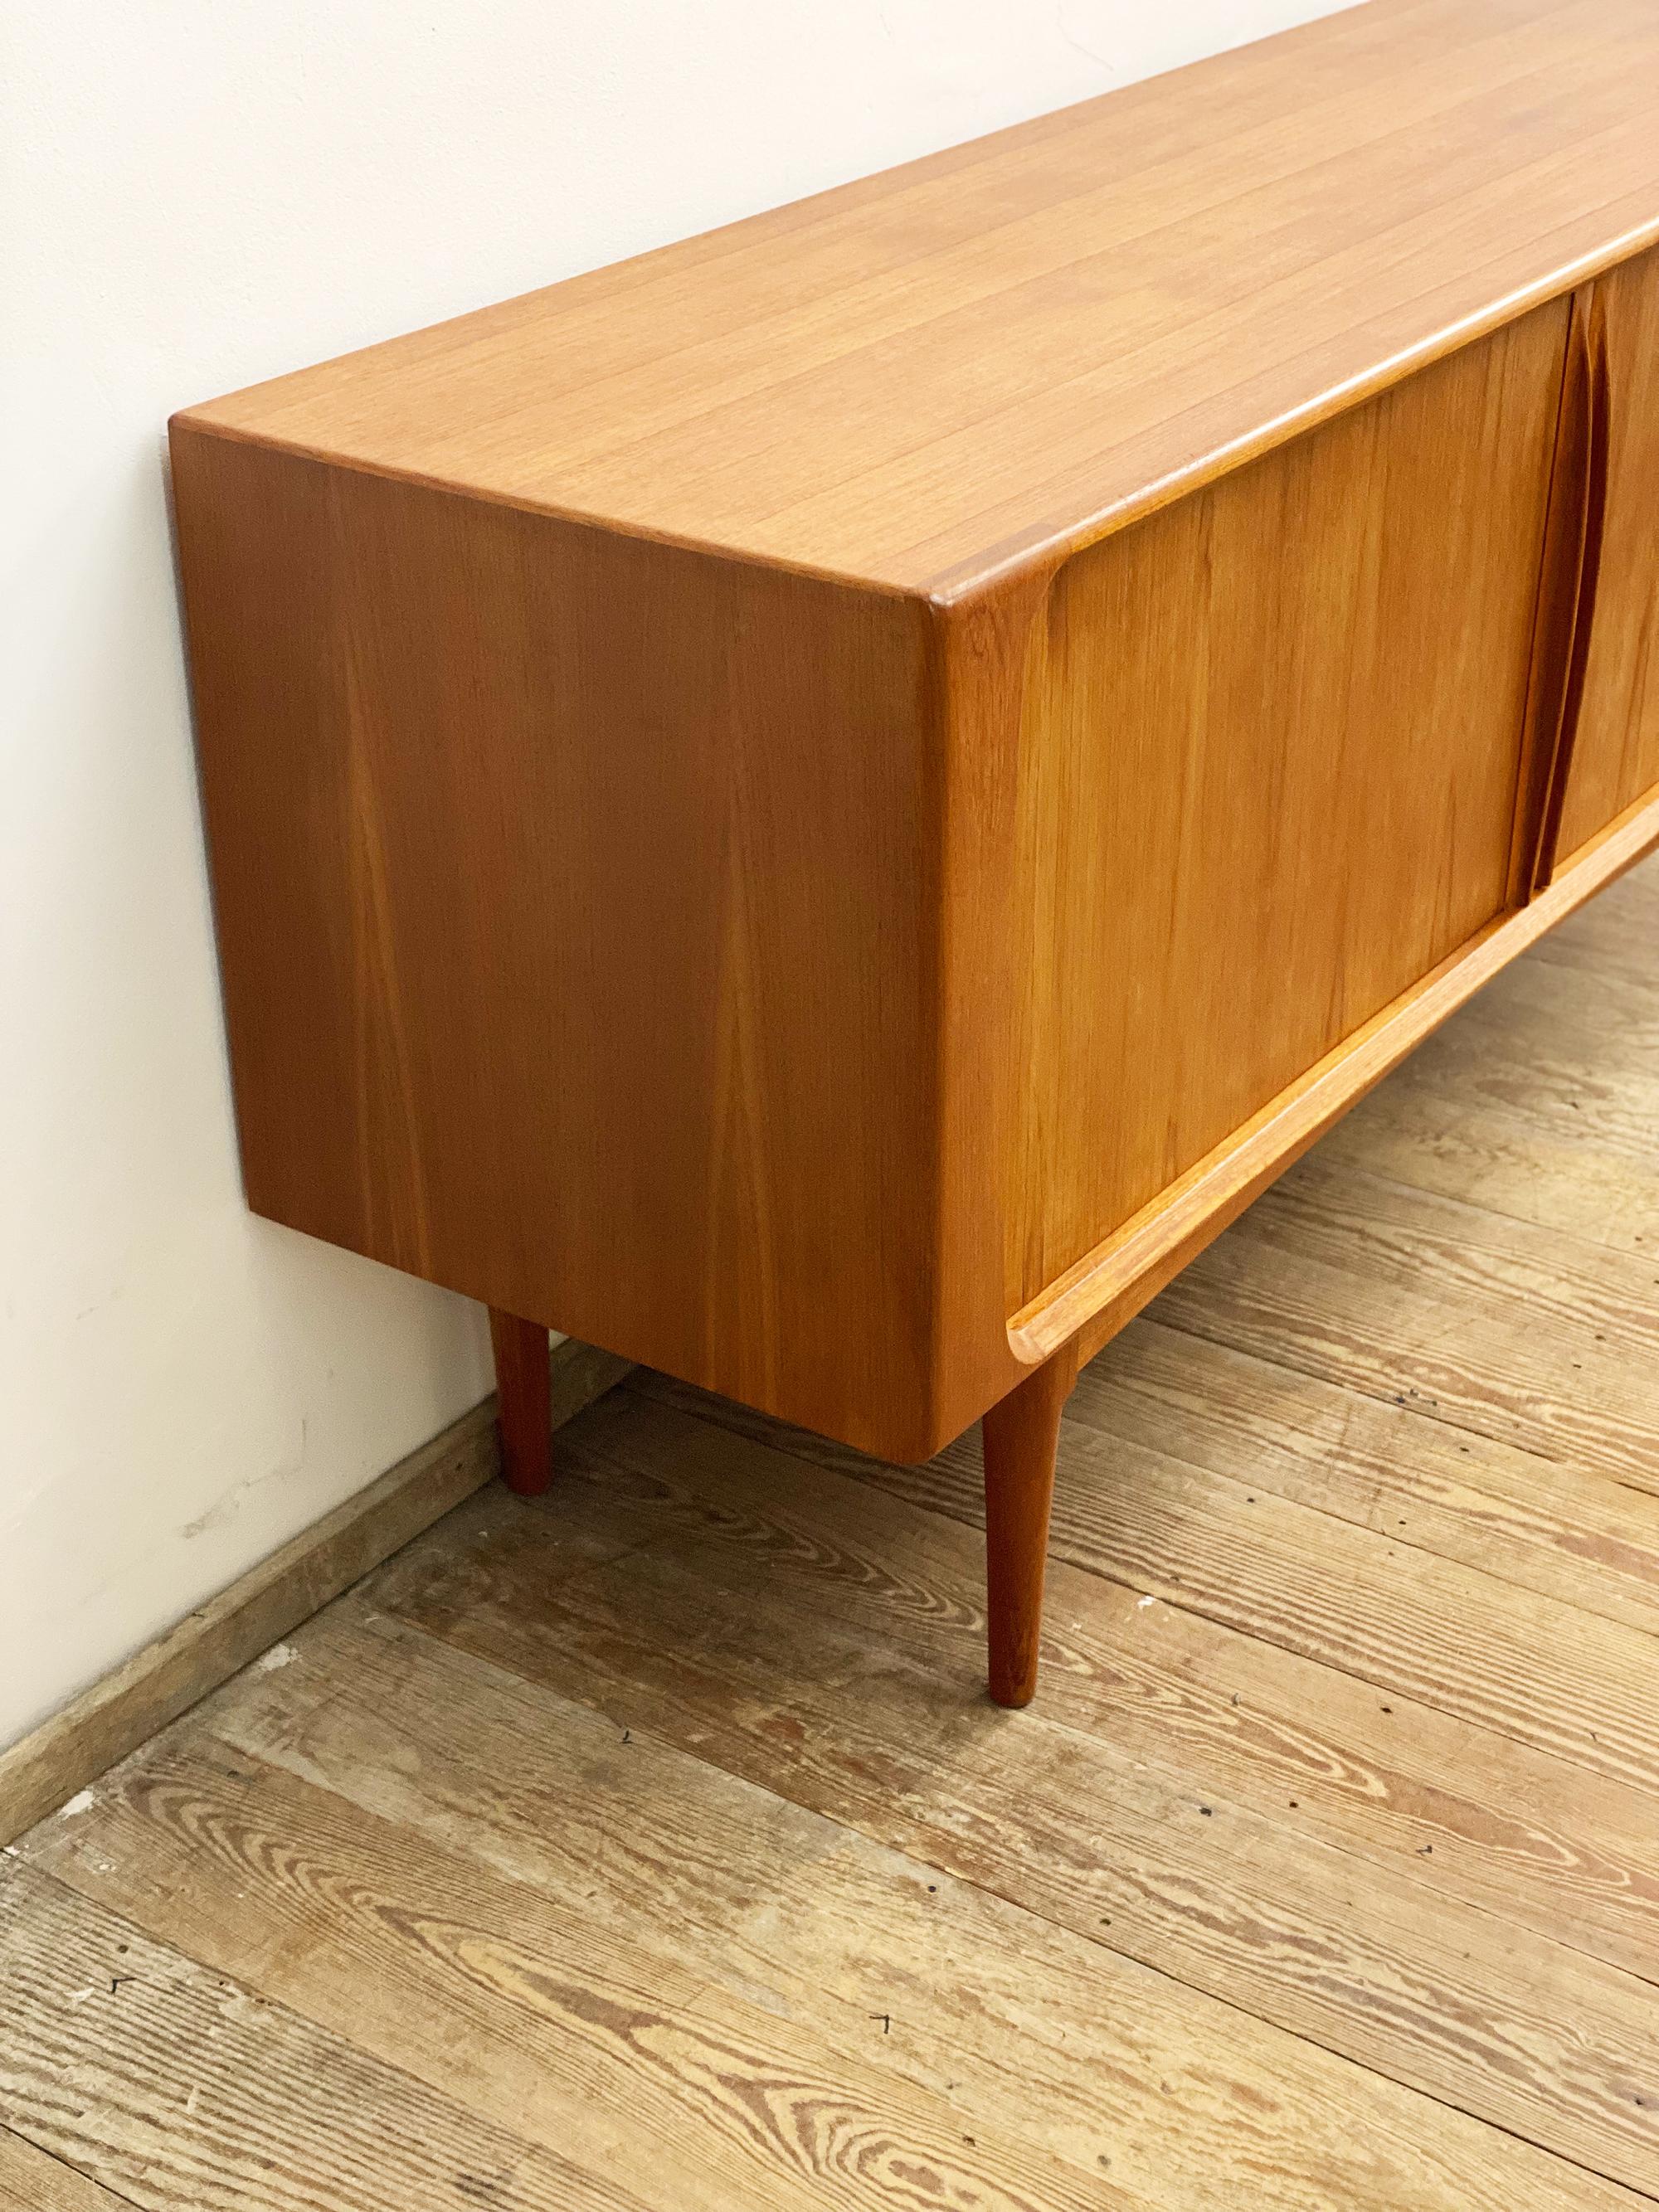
0;1338;632;1847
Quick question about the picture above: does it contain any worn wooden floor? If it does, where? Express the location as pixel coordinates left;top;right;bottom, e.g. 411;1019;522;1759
4;855;1657;2212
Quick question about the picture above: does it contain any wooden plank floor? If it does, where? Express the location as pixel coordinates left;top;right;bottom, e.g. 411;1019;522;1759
4;855;1657;2212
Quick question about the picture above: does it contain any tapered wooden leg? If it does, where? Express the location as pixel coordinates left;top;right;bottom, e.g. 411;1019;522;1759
980;1346;1078;1708
489;1307;552;1496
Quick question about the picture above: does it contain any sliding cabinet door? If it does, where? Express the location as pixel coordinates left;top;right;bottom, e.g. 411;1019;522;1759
1552;243;1659;869
1005;299;1569;1316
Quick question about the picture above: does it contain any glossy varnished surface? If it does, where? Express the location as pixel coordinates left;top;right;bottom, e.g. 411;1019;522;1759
6;858;1658;2210
1005;303;1565;1307
172;431;946;1457
177;0;1659;595
172;0;1659;1480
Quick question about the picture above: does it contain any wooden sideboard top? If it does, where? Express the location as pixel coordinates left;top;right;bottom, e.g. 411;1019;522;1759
178;0;1659;600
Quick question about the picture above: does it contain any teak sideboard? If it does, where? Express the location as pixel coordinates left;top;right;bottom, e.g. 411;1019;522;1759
173;0;1659;1706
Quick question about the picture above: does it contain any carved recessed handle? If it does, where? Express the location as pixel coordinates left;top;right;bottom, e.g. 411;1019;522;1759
1521;284;1613;898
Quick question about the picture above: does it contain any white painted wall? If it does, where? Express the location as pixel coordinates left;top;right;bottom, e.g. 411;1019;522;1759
0;0;1351;1753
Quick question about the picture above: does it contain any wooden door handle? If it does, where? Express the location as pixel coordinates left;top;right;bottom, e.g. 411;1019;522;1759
1527;286;1613;896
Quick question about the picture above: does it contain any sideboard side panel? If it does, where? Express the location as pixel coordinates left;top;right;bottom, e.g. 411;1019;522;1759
172;430;948;1456
1004;299;1569;1315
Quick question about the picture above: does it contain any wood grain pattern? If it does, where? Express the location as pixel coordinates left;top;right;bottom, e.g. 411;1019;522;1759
1557;242;1659;861
0;1335;628;1849
1005;304;1565;1308
587;1380;1659;1977
217;1608;1606;2212
170;0;1659;1699
170;384;1659;1471
0;2130;131;2212
175;0;1659;596
0;1861;646;2212
368;1442;1659;2195
7;875;1657;2207
1010;790;1659;1370
172;430;952;1457
1533;839;1659;984
1064;1317;1659;1637
24;1604;1637;2212
1154;1155;1659;1495
1372;936;1659;1176
54;1764;1146;2212
1311;1059;1659;1262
